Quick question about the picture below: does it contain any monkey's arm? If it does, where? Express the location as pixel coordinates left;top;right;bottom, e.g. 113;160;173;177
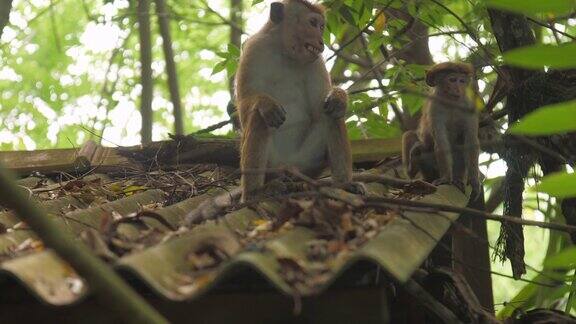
239;95;283;202
464;119;481;194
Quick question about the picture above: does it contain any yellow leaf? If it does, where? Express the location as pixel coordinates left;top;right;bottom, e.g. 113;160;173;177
252;219;269;227
374;12;387;34
123;185;148;195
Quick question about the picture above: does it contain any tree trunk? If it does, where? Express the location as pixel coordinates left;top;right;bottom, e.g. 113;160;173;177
488;9;576;278
228;0;243;97
138;0;154;144
154;0;184;136
0;0;13;39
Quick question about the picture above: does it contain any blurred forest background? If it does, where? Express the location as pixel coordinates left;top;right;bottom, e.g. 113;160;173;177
1;0;576;317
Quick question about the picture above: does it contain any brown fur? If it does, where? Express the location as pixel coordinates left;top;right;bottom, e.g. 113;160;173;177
426;62;474;86
235;0;352;202
403;62;480;195
291;0;325;14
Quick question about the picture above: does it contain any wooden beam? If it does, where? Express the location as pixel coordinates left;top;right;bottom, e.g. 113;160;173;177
0;138;402;175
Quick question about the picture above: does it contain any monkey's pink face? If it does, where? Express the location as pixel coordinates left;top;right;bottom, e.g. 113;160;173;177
283;12;325;63
439;72;470;100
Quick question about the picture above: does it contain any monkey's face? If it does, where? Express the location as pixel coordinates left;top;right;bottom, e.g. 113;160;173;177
438;72;470;101
282;11;325;63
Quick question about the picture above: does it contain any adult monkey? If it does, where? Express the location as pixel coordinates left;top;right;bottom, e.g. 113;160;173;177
235;0;353;201
402;62;481;195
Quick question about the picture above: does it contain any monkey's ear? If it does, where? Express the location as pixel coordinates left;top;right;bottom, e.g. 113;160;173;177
425;71;438;87
270;2;284;23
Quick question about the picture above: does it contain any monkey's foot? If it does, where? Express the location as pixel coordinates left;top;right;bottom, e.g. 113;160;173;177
452;180;466;194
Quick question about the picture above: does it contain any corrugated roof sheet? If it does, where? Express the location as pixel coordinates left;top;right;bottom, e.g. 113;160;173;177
0;140;468;309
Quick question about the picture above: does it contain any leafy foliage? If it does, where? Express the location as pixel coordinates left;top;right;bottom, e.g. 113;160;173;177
1;0;576;318
509;100;576;135
504;43;576;69
486;0;576;16
532;172;576;198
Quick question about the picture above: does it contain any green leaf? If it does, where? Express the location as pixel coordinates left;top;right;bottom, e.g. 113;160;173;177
228;43;240;57
503;43;576;70
338;5;357;27
531;172;576;199
485;0;576;15
509;100;576;135
544;247;576;268
211;60;228;75
252;0;265;5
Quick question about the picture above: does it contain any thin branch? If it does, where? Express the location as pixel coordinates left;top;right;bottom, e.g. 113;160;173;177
364;196;576;234
527;17;576;41
508;134;570;165
194;118;232;135
326;0;395;62
154;0;184;136
198;0;244;35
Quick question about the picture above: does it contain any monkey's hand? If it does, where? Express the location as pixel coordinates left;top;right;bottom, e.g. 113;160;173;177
324;88;348;119
452;179;466;194
258;103;286;128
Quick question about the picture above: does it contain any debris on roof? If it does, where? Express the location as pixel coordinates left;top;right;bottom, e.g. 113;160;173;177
0;139;469;317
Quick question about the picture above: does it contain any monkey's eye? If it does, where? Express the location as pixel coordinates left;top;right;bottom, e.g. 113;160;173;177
310;18;318;27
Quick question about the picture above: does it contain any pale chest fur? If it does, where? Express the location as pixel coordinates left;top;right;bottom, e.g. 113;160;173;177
238;38;332;169
245;53;330;127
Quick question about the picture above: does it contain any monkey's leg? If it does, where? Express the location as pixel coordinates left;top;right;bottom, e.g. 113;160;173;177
431;128;453;185
464;127;481;196
240;108;273;202
402;130;420;179
326;118;353;184
417;147;439;183
452;147;467;193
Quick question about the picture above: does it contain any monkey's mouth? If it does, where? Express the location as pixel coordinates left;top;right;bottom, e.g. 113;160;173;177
304;43;322;56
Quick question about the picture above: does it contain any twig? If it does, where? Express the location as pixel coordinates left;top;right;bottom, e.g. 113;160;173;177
364;196;576;234
360;34;406;129
507;134;570;165
527;17;576;41
318;173;437;191
194;118;232;135
198;0;244;35
326;0;395;62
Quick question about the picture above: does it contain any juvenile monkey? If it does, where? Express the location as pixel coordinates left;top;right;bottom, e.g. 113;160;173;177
235;0;353;201
402;62;481;194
